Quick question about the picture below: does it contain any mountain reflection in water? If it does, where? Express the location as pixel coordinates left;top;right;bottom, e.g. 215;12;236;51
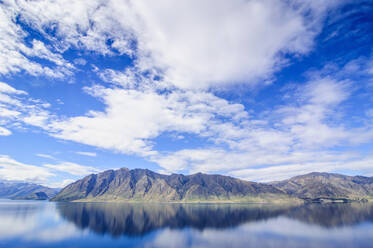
1;199;373;248
56;202;373;237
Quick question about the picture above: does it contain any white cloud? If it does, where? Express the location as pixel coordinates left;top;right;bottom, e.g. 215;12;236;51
42;73;373;181
0;154;101;186
0;127;11;136
0;107;21;118
5;0;133;55
126;0;325;89
36;154;56;160
0;82;27;95
0;82;53;135
3;0;342;89
0;3;74;78
49;85;245;156
1;0;372;183
21;109;51;128
150;77;373;177
0;155;55;183
276;78;352;147
0;70;371;182
151;149;358;177
75;151;97;157
73;58;87;66
98;68;143;89
230;158;373;182
44;162;100;176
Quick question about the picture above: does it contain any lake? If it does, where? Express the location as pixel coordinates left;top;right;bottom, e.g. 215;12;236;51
0;199;372;248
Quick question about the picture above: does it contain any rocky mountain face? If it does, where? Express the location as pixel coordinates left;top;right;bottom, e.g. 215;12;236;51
52;168;291;202
270;172;373;201
52;170;373;203
0;180;59;200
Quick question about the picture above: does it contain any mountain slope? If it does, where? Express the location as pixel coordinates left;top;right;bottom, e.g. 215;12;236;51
0;180;59;200
270;172;373;201
52;168;293;203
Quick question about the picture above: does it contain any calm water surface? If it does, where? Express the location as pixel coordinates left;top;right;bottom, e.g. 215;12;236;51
0;199;372;248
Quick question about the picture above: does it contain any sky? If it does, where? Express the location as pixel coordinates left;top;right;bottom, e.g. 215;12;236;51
0;0;373;187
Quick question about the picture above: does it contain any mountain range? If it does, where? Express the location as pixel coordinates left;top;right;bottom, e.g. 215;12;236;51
52;168;293;203
51;168;373;203
2;168;372;203
0;180;59;200
271;172;373;202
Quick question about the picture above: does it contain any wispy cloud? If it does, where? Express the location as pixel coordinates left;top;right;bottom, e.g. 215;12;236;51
149;69;373;178
36;154;56;160
0;155;55;183
230;157;373;182
0;154;100;186
0;3;74;78
0;127;11;136
49;86;240;156
0;81;53;135
75;151;97;157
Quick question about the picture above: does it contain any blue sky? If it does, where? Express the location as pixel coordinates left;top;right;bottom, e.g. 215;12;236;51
0;0;373;187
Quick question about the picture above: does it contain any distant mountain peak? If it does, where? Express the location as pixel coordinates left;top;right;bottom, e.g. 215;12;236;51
0;181;59;200
271;172;373;201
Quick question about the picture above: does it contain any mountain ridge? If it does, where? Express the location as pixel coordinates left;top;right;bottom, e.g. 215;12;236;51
0;180;59;200
270;172;373;202
52;168;294;203
52;169;373;203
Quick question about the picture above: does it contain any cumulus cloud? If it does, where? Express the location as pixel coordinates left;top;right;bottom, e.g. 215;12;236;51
3;0;342;89
125;0;335;89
